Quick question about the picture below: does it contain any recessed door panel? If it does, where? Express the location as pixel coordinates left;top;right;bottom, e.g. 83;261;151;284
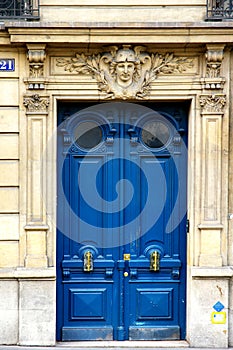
57;102;188;341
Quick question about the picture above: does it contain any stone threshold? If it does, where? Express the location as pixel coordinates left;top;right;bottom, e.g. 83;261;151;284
57;340;189;348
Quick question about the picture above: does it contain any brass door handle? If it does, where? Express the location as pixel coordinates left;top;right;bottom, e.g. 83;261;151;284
150;250;160;271
83;250;94;272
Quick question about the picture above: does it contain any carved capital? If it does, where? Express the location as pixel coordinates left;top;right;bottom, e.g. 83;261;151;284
56;45;193;100
199;94;226;113
24;94;50;113
26;44;46;90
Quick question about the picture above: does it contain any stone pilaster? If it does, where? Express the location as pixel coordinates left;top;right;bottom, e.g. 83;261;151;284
23;94;50;268
197;44;227;267
198;94;226;266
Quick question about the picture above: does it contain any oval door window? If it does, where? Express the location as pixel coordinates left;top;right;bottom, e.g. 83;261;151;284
141;120;171;149
74;121;103;149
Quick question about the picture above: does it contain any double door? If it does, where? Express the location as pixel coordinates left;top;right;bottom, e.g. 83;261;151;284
57;102;188;341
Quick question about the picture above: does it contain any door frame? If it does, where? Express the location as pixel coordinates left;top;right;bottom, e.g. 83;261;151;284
54;97;194;342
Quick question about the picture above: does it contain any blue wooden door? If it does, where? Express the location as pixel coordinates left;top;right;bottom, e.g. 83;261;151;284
56;102;188;341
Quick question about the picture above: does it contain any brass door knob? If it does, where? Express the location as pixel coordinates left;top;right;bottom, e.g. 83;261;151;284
124;271;129;277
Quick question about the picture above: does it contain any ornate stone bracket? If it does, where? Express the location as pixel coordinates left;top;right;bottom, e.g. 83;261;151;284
56;45;193;100
201;45;225;90
26;44;47;90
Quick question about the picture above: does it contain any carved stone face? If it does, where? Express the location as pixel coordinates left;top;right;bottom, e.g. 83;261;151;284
115;61;135;87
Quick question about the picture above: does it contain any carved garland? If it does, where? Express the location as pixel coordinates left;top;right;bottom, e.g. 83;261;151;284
199;94;226;113
24;94;50;113
56;45;193;100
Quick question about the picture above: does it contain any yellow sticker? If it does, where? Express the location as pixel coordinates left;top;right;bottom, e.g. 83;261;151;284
211;311;226;324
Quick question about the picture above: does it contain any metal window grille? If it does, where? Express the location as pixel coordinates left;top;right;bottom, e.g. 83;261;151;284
0;0;39;19
207;0;233;20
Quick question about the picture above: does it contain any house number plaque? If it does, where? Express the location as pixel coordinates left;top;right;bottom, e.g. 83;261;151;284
0;59;15;71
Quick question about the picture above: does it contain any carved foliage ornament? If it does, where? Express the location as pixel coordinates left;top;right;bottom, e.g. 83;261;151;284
199;94;226;113
56;45;193;100
24;94;50;113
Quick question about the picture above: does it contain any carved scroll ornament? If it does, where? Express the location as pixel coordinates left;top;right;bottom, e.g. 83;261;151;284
56;45;193;100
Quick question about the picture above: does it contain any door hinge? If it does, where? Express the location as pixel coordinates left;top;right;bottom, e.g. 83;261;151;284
186;219;190;233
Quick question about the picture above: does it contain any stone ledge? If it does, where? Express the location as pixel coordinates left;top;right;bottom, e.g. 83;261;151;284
191;266;233;278
6;21;233;28
0;267;56;279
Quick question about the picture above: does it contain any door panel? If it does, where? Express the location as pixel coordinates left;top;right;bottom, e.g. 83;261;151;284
57;102;188;341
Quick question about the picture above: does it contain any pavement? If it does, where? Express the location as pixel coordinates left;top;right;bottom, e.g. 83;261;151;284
0;341;232;350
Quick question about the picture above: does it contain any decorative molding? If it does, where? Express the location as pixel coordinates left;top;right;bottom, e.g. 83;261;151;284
199;94;226;113
26;44;46;90
56;45;193;100
24;94;50;113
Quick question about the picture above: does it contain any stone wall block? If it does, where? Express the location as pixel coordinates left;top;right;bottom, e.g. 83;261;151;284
0;134;18;159
0;241;19;267
19;280;56;345
0;188;19;213
0;161;18;186
188;278;229;347
0;280;18;344
0;214;19;240
0;108;19;132
0;80;19;106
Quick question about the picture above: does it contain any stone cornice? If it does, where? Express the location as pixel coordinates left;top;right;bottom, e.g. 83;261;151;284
5;25;233;44
6;21;233;28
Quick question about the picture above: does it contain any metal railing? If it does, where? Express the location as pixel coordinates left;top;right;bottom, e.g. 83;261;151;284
207;0;233;20
0;0;39;19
